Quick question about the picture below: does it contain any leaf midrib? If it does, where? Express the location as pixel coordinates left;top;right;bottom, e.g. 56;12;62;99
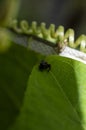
49;70;82;125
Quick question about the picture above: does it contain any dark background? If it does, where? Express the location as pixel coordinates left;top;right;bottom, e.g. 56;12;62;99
18;0;86;37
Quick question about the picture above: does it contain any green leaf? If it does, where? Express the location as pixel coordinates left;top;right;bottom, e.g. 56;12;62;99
0;43;44;130
9;55;86;130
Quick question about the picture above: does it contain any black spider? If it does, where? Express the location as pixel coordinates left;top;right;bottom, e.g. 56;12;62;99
38;60;51;72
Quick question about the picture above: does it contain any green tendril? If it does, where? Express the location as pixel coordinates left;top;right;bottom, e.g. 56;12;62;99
8;19;86;53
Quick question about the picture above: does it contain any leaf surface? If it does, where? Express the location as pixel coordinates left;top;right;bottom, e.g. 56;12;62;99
9;55;86;130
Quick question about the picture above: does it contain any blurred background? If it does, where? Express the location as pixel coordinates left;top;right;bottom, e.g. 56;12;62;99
0;0;86;37
18;0;86;37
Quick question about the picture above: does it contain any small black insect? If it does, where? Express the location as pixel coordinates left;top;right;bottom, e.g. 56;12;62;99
39;60;51;72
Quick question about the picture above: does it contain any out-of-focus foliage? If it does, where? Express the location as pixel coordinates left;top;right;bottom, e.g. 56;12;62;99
0;28;11;52
0;0;20;26
0;42;44;130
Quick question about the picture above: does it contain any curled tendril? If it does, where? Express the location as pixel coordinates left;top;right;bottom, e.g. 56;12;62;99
8;19;86;53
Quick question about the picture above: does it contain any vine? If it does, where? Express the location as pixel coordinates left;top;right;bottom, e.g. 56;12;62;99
8;20;86;53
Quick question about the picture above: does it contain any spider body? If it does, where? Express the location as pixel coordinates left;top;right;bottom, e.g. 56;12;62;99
39;60;51;72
